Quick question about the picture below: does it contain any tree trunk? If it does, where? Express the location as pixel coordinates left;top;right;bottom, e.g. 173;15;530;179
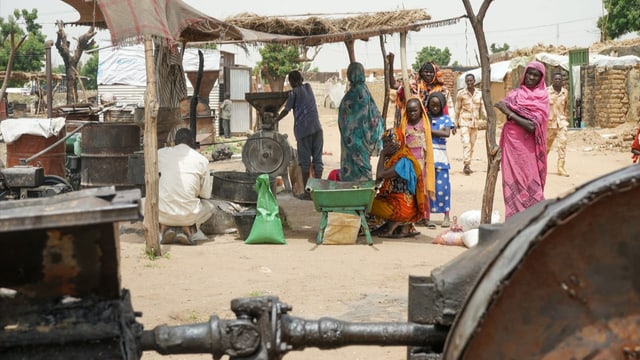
0;33;27;111
55;20;96;105
462;0;502;224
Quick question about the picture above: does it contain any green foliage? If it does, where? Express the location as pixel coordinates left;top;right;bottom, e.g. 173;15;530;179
412;46;452;71
0;9;45;73
257;44;300;79
598;0;640;40
143;247;170;261
54;64;66;74
80;52;99;90
249;290;268;297
490;42;510;53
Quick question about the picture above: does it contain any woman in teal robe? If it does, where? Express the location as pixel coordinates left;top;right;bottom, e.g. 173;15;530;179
338;62;385;181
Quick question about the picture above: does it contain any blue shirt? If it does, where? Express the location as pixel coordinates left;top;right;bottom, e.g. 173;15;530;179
283;83;322;140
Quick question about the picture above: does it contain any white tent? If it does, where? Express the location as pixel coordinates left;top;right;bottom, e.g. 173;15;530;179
97;42;220;86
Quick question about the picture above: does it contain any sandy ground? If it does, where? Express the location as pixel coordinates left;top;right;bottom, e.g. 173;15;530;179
119;107;636;360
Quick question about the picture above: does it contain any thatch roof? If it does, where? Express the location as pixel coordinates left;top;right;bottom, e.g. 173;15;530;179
226;10;431;36
223;10;464;47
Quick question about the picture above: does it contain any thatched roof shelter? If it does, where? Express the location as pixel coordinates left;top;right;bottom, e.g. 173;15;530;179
224;10;464;47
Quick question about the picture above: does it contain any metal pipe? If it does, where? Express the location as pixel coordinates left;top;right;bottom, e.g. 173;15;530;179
20;122;89;165
282;316;448;350
140;316;260;358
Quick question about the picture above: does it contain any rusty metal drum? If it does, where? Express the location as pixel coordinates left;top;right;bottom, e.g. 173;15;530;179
80;122;141;188
6;131;67;177
442;165;640;359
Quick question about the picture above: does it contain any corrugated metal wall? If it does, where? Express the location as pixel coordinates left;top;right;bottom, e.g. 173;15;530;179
228;66;252;134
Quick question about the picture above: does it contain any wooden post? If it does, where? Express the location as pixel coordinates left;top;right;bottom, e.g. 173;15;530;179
143;35;161;256
399;32;409;92
379;35;390;126
344;40;356;64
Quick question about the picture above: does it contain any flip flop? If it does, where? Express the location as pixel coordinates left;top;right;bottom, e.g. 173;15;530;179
426;221;437;229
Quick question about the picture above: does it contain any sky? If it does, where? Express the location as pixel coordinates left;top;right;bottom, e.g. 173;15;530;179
0;0;615;73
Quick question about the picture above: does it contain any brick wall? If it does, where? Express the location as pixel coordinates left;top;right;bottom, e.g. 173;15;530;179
581;65;640;128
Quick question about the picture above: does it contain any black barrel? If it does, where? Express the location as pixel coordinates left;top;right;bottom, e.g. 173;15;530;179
80;123;141;188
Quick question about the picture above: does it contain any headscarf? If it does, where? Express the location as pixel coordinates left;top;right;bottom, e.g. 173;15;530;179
504;61;549;125
338;62;385;181
400;96;436;200
426;92;447;118
503;61;549;188
380;127;426;222
419;62;444;86
415;62;448;113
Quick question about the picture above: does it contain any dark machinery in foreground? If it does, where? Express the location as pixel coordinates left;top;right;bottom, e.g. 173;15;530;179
1;164;639;359
0;165;72;200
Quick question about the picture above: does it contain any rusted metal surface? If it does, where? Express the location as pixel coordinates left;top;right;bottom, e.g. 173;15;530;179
0;290;143;359
443;164;640;359
0;187;141;298
81;123;141;188
0;187;143;359
6;132;67;178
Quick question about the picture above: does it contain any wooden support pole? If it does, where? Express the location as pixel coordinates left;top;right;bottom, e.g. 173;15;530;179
379;35;390;127
143;35;161;256
344;40;356;64
399;32;409;92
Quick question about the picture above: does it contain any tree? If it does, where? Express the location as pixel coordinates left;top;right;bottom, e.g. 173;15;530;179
412;46;452;71
80;52;98;90
0;9;45;75
598;0;640;40
462;0;500;225
55;20;96;104
1;9;41;104
256;44;300;91
490;42;510;53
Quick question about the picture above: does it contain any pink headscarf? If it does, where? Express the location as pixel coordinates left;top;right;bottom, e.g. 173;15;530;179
503;61;549;125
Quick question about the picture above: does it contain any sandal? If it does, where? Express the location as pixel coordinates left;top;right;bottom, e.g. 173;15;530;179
441;218;451;228
426;221;437;229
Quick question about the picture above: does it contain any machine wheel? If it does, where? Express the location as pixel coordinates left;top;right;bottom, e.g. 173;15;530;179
43;175;73;193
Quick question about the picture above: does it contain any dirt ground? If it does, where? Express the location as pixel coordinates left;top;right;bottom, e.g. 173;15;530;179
119;107;637;360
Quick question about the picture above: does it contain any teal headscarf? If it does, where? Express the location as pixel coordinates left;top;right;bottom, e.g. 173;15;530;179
338;62;385;181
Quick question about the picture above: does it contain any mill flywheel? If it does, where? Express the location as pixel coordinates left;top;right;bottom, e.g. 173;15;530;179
242;130;294;191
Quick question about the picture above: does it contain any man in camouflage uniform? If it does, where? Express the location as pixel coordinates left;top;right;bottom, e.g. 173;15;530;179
454;73;486;175
546;73;570;177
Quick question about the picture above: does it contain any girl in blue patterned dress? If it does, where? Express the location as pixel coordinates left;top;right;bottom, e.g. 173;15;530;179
426;92;456;228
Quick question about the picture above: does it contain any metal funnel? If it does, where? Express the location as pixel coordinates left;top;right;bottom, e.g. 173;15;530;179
245;91;290;131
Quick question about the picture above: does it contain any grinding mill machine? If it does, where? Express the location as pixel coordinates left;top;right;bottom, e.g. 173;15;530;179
243;92;295;192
